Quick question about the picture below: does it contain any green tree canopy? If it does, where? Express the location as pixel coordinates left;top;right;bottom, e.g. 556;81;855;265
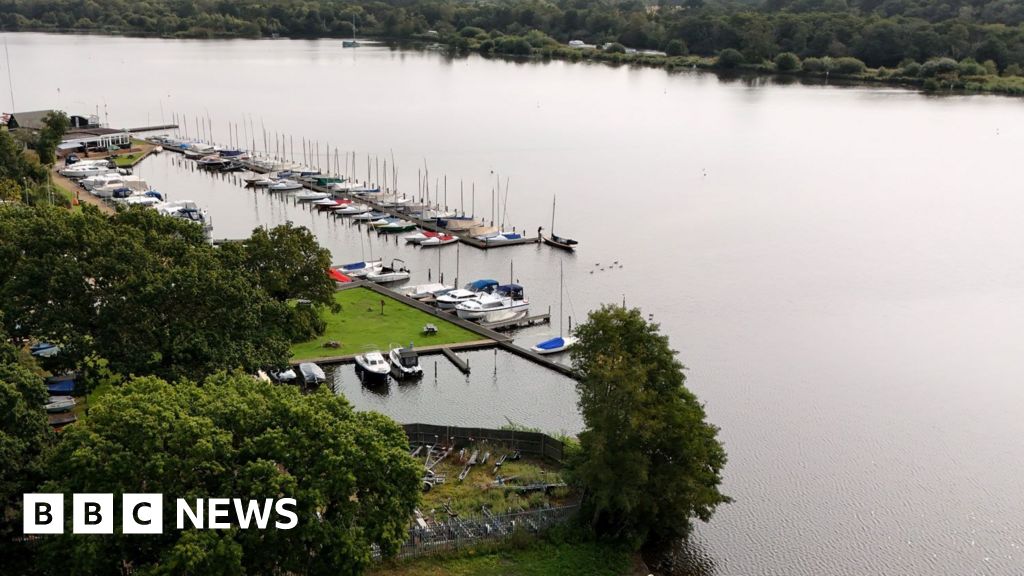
0;204;305;380
38;373;421;575
569;305;729;546
0;322;53;572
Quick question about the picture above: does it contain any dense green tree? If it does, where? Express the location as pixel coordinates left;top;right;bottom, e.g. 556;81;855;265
569;305;730;546
717;47;745;68
0;323;53;572
36;111;69;165
38;373;421;575
218;222;334;305
774;51;802;70
0;204;295;380
665;38;688;56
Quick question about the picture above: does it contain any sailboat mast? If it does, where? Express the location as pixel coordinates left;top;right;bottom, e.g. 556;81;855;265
551;195;556;236
559;260;564;337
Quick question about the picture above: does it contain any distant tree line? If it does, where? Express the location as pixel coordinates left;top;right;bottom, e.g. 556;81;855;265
2;0;1024;73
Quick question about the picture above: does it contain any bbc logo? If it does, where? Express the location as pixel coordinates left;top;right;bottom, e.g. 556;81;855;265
24;493;162;534
24;494;298;534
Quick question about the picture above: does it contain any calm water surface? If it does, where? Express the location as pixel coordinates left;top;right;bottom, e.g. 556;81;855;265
5;33;1024;576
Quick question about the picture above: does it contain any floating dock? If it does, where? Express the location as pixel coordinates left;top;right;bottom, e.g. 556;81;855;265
482;313;550;332
440;347;471;374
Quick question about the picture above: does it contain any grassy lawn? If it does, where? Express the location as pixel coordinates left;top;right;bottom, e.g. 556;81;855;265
290;288;483;360
369;542;634;576
112;153;143;167
421;447;569;518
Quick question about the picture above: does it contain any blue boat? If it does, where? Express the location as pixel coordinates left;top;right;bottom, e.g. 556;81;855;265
465;279;499;293
45;374;78;395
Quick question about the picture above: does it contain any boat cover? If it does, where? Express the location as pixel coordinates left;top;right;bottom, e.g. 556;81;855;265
328;268;352;283
467;279;498;292
534;337;566;351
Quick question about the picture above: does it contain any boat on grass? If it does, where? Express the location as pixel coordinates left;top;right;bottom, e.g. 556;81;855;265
45;397;77;413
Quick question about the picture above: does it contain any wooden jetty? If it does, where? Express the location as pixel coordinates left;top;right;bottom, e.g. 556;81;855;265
440;347;471;374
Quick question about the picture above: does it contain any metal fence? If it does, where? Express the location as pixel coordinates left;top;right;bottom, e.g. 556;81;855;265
403;423;566;463
374;505;579;561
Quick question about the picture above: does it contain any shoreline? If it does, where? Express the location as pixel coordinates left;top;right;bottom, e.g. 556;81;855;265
5;28;1024;98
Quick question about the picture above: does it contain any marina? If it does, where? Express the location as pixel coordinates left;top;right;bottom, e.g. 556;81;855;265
7;32;1024;576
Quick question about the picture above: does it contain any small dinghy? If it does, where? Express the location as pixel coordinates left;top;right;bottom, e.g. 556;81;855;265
389;346;423;379
403;230;438;244
377;220;417;233
420;234;457;247
367;259;410;283
295;190;330;202
355;350;390;383
269;368;297;383
530;335;578;355
298;362;326;385
269;179;303;191
45;397;77;413
338;259;383;278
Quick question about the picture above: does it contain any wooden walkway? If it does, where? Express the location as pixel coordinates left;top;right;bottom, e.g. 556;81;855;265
291;339;496;367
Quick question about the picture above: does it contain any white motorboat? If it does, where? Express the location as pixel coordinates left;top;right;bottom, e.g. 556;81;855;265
269;179;303;191
401;283;453;300
298;362;326;385
155;200;211;229
420;234;457;247
337;258;383;278
354;350;390;381
80;173;126;190
120;195;161;207
389;347;423;379
61;164;115;178
366;259;410;284
455;284;529;323
295;190;330;201
435;289;480;309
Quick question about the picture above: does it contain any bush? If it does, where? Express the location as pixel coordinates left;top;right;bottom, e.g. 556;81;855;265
1005;63;1023;77
665;39;687;57
982;60;998;75
478;38;494;54
832;57;866;75
900;61;921;77
773;52;800;72
495;35;533;55
922;78;941;91
957;58;986;76
801;57;825;72
604;42;626;53
717;48;744;69
920;57;958;77
459;26;486;38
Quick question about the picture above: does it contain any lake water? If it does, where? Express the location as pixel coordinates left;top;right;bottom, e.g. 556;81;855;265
5;32;1024;576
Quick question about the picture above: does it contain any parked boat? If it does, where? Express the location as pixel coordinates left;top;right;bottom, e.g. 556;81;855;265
435;280;498;309
298;362;326;385
45;374;77;395
338;258;383;278
334;203;371;216
401;283;454;300
420;234;457;247
48;413;78;428
155;201;211;229
45;397;77;413
295;190;330;202
354;350;390;382
60;164;115;178
197;155;230;169
349;184;382;194
456;284;529;323
377;220;417;233
477;231;523;243
531;262;578;354
352;210;388;222
367;259;410;283
30;342;60;358
389;346;423;378
404;230;439;244
269;179;303;191
541;196;578;251
269;367;297;383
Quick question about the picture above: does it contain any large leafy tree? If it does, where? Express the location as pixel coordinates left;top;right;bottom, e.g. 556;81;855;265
0;322;53;573
0;204;293;380
39;373;421;575
569;305;730;546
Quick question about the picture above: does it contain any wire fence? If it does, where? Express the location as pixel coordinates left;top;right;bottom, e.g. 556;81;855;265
374;504;579;561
